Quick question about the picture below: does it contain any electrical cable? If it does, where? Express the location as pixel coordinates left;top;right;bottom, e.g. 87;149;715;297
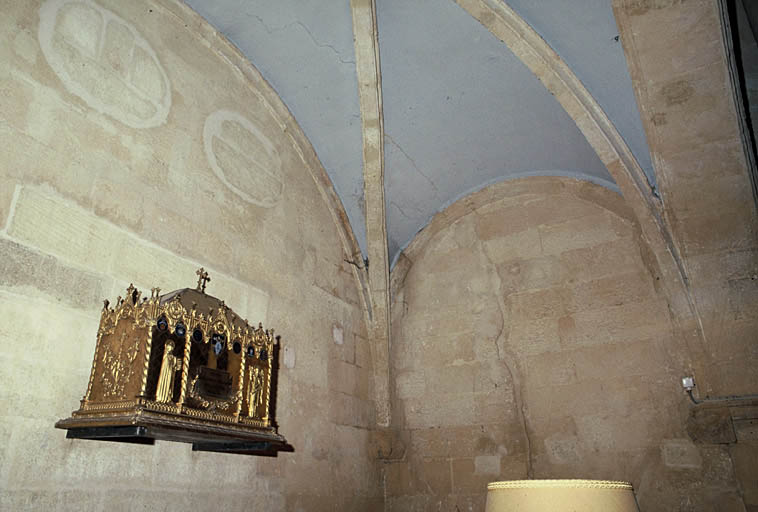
687;388;758;405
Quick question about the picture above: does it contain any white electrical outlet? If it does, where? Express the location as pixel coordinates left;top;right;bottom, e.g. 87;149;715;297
681;376;695;391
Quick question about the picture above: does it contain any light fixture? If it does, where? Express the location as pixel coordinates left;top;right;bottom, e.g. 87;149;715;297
485;480;640;512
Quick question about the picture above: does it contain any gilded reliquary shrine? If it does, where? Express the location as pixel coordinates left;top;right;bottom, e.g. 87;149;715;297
56;270;287;455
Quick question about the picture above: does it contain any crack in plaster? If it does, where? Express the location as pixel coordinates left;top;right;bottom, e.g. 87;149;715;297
476;214;535;479
249;14;356;65
390;200;425;220
385;133;441;198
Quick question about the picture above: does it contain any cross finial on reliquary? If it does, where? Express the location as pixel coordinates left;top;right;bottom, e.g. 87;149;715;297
196;267;211;293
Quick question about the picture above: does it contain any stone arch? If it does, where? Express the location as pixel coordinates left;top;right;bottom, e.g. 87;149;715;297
452;0;704;353
388;175;692;507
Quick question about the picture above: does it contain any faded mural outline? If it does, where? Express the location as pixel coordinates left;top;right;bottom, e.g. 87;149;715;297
38;0;171;128
203;110;284;208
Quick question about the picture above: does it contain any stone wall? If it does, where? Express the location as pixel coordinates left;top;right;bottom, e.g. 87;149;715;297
613;3;758;507
0;0;380;510
614;0;758;399
387;177;745;511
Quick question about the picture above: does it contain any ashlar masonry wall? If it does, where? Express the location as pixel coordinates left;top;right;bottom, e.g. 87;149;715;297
387;177;745;512
0;0;380;510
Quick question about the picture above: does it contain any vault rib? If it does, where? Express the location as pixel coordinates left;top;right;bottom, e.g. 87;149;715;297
350;0;391;427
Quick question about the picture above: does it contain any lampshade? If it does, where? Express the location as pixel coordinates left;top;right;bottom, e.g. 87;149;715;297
485;480;640;512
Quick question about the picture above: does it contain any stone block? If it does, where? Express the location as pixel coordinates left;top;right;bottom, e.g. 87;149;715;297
510;287;571;320
538;213;621;256
569;272;655;313
329;392;374;429
440;493;489;512
403;394;476;429
651;74;739;154
558;299;671;348
473;389;518;426
473;361;512;393
658;137;747;183
386;495;432;510
106;491;193;512
577;412;669;453
1;490;101;512
677;209;757;257
520;194;606;228
0;65;36;132
384;461;414;496
0;417;11;486
706;359;758;398
424;364;476;395
525;374;674;422
8;187;120;273
401;305;479;341
571;339;667;381
687;406;736;444
410;422;524;457
734;419;758;442
150;440;195;491
661;438;702;469
506;316;561;356
482;228;542;264
412;333;478;370
475;206;533;240
328;359;368;399
0;353;90;421
409;427;462;458
498;255;564;292
731;443;758;506
284;493;339;512
524;350;577;387
396;370;425;399
667;173;753;219
370;428;406;460
474;454;501;475
543;434;580;465
451;457;491;494
559;236;641;284
1;295;97;372
571;182;636;223
620;0;723;78
335;496;384;512
414;457;452;495
422;246;480;275
354;332;371;369
331;426;378;491
0;238;108;310
3;416;154;491
701;444;738;486
727;276;758;321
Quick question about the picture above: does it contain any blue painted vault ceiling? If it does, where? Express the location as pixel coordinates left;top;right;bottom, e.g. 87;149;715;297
184;0;653;265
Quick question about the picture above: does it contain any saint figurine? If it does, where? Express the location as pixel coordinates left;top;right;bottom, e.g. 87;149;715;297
156;340;181;402
248;366;265;417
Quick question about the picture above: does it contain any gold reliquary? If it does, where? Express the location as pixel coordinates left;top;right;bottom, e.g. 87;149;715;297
56;269;288;455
